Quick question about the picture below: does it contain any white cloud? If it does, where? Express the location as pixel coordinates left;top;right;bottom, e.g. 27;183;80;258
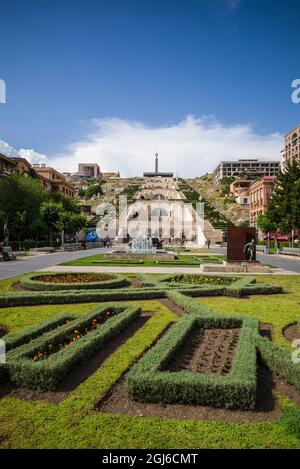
0;139;19;157
0;140;48;165
50;115;282;178
18;148;48;165
1;115;282;178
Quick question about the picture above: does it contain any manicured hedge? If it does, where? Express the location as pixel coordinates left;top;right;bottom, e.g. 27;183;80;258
159;273;239;286
92;259;144;265
166;290;225;316
5;304;127;363
0;276;283;308
4;313;76;351
226;284;283;297
256;334;300;390
20;272;127;291
127;313;258;409
6;304;140;390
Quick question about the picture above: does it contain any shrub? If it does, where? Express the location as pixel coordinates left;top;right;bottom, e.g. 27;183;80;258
6;304;140;390
4;313;76;351
0;276;283;308
127;314;258;409
256;335;300;390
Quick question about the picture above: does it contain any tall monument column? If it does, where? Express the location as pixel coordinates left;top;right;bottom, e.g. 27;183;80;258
155;153;158;173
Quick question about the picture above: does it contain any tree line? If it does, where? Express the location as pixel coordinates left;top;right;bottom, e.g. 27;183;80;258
0;173;86;247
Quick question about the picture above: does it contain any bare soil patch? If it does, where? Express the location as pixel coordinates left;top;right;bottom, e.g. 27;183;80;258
98;363;284;423
11;282;28;291
159;298;185;316
0;313;152;404
130;276;142;288
283;323;300;343
166;326;240;375
0;326;8;338
260;322;273;341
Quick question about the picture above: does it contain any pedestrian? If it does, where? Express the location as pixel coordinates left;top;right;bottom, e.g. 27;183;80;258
207;239;211;249
0;242;10;261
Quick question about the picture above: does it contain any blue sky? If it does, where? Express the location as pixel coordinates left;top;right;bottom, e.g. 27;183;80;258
0;0;300;176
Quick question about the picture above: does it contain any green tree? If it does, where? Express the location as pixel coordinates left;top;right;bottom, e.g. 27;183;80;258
265;159;300;233
256;213;275;233
40;201;63;246
0;173;46;242
219;177;234;196
85;184;103;199
48;191;81;214
77;188;86;197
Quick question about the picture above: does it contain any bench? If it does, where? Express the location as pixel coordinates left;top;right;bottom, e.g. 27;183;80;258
63;243;82;252
29;247;55;254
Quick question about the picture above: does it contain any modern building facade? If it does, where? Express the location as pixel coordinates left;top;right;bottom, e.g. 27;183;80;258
33;164;75;197
249;176;275;226
281;124;300;167
78;163;101;179
213;159;280;183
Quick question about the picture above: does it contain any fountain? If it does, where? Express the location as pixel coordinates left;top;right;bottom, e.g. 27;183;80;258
128;237;157;254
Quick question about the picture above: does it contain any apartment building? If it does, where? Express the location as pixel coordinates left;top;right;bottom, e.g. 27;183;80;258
281;124;300;167
213;159;280;183
12;157;32;175
33;164;75;197
229;179;252;207
249;176;275;226
0;153;15;176
78;163;101;179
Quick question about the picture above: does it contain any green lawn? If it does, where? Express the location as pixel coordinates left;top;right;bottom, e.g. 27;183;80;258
0;274;300;448
61;253;225;267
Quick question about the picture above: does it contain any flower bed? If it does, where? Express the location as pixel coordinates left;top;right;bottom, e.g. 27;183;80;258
31;309;118;361
127;313;258;409
4;304;140;390
166;326;241;375
162;274;238;286
20;272;128;291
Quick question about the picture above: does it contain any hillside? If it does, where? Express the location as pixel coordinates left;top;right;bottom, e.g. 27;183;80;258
187;175;249;227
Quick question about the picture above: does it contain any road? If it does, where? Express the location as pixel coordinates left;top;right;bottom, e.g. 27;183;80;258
0;247;300;280
211;247;300;274
0;248;105;280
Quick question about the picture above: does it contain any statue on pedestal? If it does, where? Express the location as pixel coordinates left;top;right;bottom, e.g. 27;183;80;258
243;238;256;261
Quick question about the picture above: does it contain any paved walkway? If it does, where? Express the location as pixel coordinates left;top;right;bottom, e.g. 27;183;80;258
1;247;300;280
0;248;107;280
210;247;300;274
38;264;297;275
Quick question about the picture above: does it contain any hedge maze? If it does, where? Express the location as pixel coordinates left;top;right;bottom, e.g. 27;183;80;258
1;272;299;416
